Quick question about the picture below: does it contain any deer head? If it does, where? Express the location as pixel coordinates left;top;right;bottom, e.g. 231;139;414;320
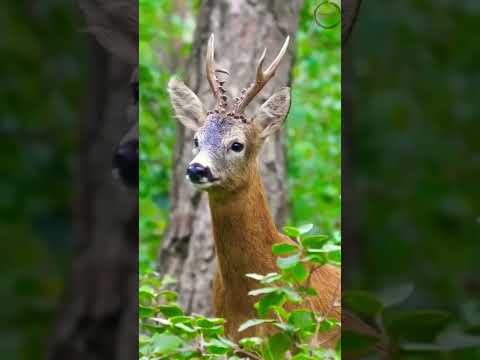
168;34;291;193
79;0;138;188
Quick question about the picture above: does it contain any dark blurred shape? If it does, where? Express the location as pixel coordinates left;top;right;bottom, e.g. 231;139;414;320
0;1;86;358
46;1;138;359
344;0;480;357
0;1;138;359
113;140;139;188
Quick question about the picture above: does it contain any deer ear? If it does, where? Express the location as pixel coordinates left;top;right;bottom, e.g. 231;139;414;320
79;0;138;64
168;78;206;130
253;87;291;139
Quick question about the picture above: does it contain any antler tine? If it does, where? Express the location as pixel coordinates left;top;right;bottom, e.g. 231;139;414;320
234;36;290;115
206;33;218;99
206;33;229;113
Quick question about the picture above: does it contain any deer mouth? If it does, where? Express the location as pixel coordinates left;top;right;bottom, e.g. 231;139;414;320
186;164;220;190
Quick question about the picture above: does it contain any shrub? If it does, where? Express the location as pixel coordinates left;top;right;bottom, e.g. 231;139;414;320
139;225;341;360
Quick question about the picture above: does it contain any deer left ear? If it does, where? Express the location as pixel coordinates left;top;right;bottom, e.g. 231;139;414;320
253;87;291;139
168;78;206;130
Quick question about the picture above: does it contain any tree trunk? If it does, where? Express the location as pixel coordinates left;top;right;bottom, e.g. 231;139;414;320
47;40;138;360
159;0;303;316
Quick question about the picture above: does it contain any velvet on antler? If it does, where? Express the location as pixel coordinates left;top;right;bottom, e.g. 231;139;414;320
205;33;290;121
205;34;230;115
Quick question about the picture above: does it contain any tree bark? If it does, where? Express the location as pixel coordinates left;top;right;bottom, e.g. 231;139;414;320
47;40;138;360
159;0;303;316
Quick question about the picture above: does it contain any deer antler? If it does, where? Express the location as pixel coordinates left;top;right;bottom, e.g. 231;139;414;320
206;33;229;114
232;36;290;116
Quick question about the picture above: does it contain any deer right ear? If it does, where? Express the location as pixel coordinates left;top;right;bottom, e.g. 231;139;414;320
253;87;291;139
168;78;206;131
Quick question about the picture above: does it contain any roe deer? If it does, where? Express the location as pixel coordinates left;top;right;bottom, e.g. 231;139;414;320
168;33;342;346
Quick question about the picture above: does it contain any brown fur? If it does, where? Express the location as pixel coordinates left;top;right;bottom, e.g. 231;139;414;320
208;163;341;345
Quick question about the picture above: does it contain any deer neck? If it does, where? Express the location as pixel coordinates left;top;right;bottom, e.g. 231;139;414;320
208;167;281;286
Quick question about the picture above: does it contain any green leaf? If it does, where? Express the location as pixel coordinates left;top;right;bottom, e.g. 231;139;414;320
328;248;341;265
378;283;414;308
281;287;303;303
159;290;178;302
274;322;297;332
283;226;301;237
321;243;341;253
343;290;383;317
239;319;276;332
174;322;196;333
169;315;193;324
318;318;339;332
292;354;311;360
342;330;379;356
400;343;443;352
298;223;314;234
204;338;234;355
289;309;315;331
402;328;480;351
264;332;292;360
288;262;309;283
277;253;300;270
272;243;299;256
195;317;225;328
139;285;156;297
239;337;264;349
139;305;156;319
260;273;283;284
248;287;279;296
202;325;225;338
435;327;480;350
304;254;327;265
299;286;318;297
301;235;329;251
256;291;286;318
152;333;183;354
159;304;184;318
385;310;450;342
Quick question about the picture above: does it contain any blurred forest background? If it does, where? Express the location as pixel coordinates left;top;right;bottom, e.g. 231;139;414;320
0;1;86;358
347;0;480;321
139;0;341;274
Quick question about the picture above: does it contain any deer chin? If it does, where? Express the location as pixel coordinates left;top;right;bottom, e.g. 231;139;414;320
187;176;220;191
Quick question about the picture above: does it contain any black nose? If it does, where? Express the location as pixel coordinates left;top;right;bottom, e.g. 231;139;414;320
187;163;207;184
113;140;138;188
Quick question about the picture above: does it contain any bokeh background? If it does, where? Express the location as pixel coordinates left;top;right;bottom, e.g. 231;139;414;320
0;1;86;357
343;0;480;356
347;0;480;319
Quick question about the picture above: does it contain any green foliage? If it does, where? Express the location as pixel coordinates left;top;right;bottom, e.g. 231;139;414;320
289;0;341;235
343;285;480;357
139;0;196;274
139;225;342;359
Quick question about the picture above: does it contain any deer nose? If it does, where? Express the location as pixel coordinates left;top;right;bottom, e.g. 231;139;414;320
187;163;208;184
113;140;138;187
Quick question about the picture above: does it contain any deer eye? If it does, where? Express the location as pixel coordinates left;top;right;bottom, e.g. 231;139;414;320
230;142;244;152
194;138;199;147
